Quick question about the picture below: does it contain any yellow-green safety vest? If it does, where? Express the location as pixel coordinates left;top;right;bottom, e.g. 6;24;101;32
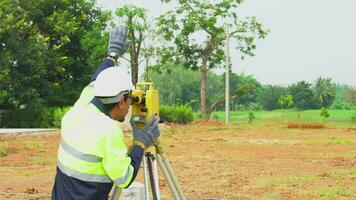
57;98;133;188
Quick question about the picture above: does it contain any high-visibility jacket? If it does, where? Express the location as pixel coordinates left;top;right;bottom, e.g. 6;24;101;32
57;102;134;188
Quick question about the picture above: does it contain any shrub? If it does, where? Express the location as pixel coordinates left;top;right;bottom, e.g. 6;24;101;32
330;100;353;110
160;105;194;124
351;113;356;123
249;111;255;123
320;108;330;119
0;146;8;157
2;107;44;128
211;113;220;120
53;107;72;128
1;106;71;128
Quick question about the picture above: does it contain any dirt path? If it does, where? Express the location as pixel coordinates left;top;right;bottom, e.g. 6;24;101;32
0;122;355;199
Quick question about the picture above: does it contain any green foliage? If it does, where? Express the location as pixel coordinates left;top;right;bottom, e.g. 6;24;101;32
313;77;336;108
278;95;294;109
159;105;194;124
1;106;71;128
346;86;356;106
211;113;220;120
289;81;318;110
53;107;72;128
320;108;330;119
351;113;356;123
148;65;202;109
257;85;288;110
0;0;110;108
249;111;255;123
157;0;268;117
116;5;154;85
0;146;8;157
330;100;353;110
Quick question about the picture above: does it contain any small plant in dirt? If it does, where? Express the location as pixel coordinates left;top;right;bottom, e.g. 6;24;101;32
249;111;255;123
320;108;330;119
211;113;219;120
351;113;356;123
0;146;8;157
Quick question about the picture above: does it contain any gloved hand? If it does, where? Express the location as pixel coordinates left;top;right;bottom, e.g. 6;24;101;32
108;25;129;57
131;114;161;149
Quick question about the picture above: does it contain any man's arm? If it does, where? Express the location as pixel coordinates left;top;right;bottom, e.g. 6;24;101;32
90;59;115;82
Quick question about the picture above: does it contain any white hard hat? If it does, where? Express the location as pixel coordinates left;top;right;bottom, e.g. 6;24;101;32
93;67;134;104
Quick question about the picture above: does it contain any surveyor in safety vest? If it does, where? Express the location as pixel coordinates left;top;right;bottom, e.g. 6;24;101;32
51;25;160;200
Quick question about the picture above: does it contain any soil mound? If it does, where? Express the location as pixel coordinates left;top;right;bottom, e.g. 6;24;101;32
194;119;223;126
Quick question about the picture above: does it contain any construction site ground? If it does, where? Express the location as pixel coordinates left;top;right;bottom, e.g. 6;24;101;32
0;120;355;200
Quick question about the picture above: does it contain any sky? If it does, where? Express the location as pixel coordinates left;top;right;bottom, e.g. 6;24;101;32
97;0;356;86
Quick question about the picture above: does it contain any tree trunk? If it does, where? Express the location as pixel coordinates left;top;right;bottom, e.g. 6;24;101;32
131;59;138;86
200;57;208;118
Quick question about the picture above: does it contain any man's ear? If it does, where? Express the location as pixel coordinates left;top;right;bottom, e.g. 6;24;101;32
118;99;125;109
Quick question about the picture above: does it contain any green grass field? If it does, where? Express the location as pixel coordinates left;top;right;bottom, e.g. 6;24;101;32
209;109;356;127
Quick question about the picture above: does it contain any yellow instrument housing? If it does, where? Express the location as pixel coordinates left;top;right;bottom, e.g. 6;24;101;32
131;82;159;127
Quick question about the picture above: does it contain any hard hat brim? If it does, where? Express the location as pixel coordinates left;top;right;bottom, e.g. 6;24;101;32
97;90;131;104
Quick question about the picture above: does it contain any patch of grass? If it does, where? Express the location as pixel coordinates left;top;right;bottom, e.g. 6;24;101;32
326;136;356;145
304;136;356;145
292;151;356;159
0;146;9;157
19;141;45;152
258;174;315;188
210;109;356;127
316;185;354;200
328;168;356;179
30;156;57;166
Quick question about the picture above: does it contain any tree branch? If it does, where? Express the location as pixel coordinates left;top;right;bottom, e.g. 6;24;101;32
209;85;253;111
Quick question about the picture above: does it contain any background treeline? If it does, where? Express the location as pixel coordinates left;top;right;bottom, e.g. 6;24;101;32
149;65;356;111
0;0;355;127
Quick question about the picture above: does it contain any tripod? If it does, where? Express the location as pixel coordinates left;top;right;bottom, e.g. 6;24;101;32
110;142;186;200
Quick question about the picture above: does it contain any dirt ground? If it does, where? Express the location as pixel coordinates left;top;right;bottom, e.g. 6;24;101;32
0;121;355;200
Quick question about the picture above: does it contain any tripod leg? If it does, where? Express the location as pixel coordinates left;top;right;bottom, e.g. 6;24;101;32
159;154;186;200
143;155;150;200
110;186;122;200
146;153;158;200
156;154;180;200
153;157;160;200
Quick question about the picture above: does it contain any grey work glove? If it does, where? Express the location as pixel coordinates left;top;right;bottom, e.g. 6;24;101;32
131;114;161;149
108;25;129;57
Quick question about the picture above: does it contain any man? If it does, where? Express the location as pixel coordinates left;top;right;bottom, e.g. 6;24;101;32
51;25;160;200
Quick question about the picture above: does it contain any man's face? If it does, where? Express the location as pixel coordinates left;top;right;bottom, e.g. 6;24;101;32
116;96;132;122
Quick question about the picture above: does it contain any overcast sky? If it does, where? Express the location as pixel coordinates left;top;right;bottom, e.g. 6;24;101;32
97;0;356;86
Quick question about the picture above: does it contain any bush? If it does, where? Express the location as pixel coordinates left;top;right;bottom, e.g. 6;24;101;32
320;108;330;119
53;107;72;128
2;107;46;128
351;113;356;123
249;111;255;123
1;106;71;128
211;113;220;120
160;105;194;124
330;100;353;110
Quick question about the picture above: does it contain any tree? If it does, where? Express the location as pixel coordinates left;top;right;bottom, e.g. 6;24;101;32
157;0;268;118
257;85;288;110
289;81;318;110
346;86;356;106
0;0;110;108
278;95;294;109
313;77;335;108
116;5;154;85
